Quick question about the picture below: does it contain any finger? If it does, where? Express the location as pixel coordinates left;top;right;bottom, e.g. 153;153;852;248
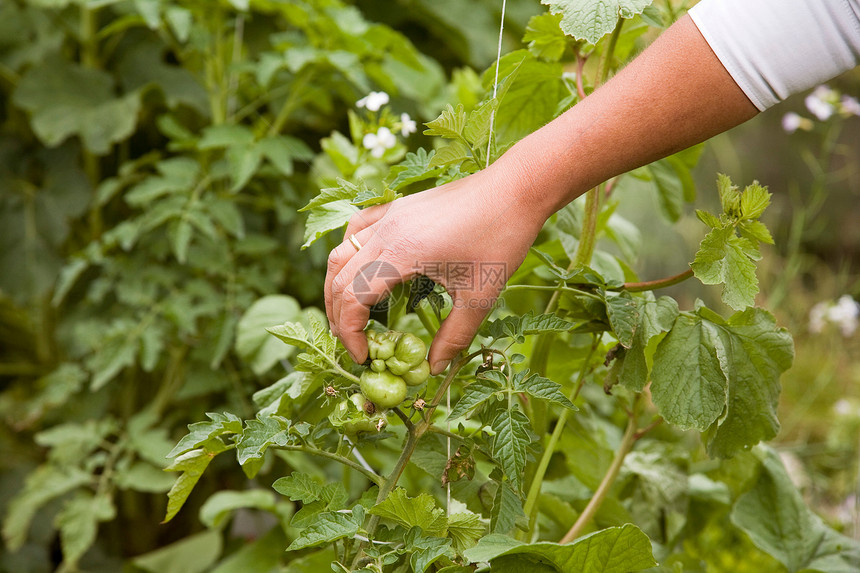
428;298;492;375
344;202;393;239
335;260;410;363
325;227;376;334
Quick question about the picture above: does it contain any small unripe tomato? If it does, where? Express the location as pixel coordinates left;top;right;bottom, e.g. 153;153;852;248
401;360;430;386
385;356;412;376
360;370;407;409
370;359;386;373
394;333;426;368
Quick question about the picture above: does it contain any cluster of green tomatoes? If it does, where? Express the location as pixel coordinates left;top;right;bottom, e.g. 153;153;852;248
333;330;431;436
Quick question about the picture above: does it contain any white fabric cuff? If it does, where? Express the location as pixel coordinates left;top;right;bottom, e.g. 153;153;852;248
689;0;860;110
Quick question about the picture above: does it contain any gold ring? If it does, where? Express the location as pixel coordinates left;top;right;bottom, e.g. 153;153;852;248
348;234;362;251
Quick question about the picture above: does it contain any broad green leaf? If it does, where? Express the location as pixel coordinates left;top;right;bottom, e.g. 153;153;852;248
448;378;501;420
132;529;222;573
696;209;722;229
705;308;793;458
300;177;367;212
622;451;687;543
604;290;638;347
163;443;226;523
645;160;684;222
235;294;303;375
167;412;243;459
236;415;291;475
87;328;139;390
483;311;573;340
387;149;444;191
738;219;774;245
692;227;759;310
490;482;525;535
651;314;728;430
257;135;313;177
301;200;359;249
199;490;276;529
210;528;288;573
617;295;678;391
732;447;860;572
2;465;92;551
404;528;453;573
424;104;466;139
490;406;534;490
740;181;770;219
198;124;255;148
286;511;360;551
226;144;263;192
14;56;141;154
369;488;447;536
482;51;564;145
524;12;568;61
463;97;499;150
446;512;485;552
272;472;325;504
55;492;116;567
463;524;656;571
114;462;176;493
266;321;311;349
513;372;577;411
35;418;115;465
427;139;472;169
542;0;654;44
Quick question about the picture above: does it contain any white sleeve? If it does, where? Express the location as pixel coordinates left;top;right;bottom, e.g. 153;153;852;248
688;0;860;110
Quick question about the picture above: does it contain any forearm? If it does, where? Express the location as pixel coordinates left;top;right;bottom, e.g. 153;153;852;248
496;14;758;219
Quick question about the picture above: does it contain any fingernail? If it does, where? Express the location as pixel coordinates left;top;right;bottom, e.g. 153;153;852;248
431;359;450;376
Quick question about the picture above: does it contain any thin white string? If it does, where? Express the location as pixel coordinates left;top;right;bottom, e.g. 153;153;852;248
485;0;508;169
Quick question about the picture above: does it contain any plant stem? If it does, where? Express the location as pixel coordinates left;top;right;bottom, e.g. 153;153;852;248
618;268;694;292
277;445;383;486
596;19;624;86
559;406;638;544
414;302;439;337
522;336;599;535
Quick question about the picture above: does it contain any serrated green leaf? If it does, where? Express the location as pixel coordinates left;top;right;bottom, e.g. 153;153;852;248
490;406;534;490
463;97;499;150
55;492;116;567
266;321;311;349
236;415;291;473
463;524;656;571
257;135;313;177
618;295;679;391
369;488;447;536
692;227;759;310
300;178;366;212
524;12;568;61
740;181;771;219
514;373;577;411
541;0;653;44
491;482;524;535
386;149;444;191
448;378;502;420
705;308;793;457
163;444;226;523
651;314;728;431
167;412;243;459
738;219;774;245
301;200;359;249
717;173;741;216
226;144;263;192
695;209;721;229
424;104;467;139
446;512;485;553
521;312;575;335
287;511;360;551
427;139;472;169
272;472;325;504
605;291;638;347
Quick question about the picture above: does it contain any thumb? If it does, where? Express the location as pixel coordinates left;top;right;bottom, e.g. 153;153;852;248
428;302;489;375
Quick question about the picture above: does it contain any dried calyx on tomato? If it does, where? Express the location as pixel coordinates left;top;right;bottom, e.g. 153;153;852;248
360;330;430;409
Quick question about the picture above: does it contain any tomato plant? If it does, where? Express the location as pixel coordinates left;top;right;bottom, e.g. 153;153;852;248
2;0;859;572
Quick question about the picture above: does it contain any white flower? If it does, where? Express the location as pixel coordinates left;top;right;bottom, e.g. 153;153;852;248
805;85;836;121
840;95;860;116
782;112;803;133
399;113;417;137
362;127;396;158
809;295;859;336
809;301;828;333
834;399;854;417
356;91;389;112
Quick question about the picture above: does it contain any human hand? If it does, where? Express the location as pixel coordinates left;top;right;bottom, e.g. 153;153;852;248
325;166;546;375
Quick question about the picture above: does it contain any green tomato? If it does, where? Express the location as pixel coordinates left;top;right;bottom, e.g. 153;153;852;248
401;360;430;386
360;370;407;409
394;333;426;368
370;359;386;373
385;356;412;376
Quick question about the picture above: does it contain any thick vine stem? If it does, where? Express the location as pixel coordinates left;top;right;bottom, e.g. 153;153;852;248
277;444;383;486
619;268;694;293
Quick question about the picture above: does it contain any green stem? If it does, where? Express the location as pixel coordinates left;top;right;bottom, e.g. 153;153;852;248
596;19;624;86
277;445;383;486
267;70;314;136
414;302;439;337
523;336;599;534
559;405;638;544
618;268;694;292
